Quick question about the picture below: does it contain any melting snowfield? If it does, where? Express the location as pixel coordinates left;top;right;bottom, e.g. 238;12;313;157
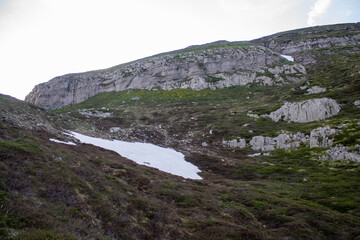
66;131;202;180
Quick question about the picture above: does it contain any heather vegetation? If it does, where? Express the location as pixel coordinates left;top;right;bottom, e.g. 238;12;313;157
1;23;360;239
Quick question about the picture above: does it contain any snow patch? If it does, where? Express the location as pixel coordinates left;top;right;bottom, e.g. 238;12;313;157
248;153;262;157
281;54;294;62
50;138;77;146
68;131;202;180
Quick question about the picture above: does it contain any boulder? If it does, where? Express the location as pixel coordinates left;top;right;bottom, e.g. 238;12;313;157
275;132;307;149
305;86;326;95
110;127;121;133
309;126;338;148
268;98;341;123
248;126;338;151
222;139;246;148
324;146;360;162
249;136;276;151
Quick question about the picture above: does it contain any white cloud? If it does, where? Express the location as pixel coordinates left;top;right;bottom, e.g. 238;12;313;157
307;0;332;26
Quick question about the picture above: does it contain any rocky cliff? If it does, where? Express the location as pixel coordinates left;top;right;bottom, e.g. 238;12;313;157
25;42;305;109
252;23;360;65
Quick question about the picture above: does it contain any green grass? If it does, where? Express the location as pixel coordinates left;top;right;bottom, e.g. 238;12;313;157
0;140;44;157
2;24;360;239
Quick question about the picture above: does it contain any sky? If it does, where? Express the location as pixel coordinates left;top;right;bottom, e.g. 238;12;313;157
0;0;359;100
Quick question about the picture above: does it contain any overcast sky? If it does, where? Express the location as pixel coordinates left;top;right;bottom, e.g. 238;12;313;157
1;0;359;100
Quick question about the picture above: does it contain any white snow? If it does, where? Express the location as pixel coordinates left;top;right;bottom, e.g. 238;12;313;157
49;138;77;146
281;54;294;62
68;131;202;180
248;153;262;157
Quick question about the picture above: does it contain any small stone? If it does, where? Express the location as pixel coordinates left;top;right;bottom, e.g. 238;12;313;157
305;86;326;95
247;113;259;118
110;127;121;133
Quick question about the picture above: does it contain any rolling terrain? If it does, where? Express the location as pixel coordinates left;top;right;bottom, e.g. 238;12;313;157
1;23;360;239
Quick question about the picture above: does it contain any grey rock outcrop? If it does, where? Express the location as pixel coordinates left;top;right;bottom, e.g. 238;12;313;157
258;33;360;57
222;138;246;148
249;133;307;151
274;132;308;149
25;45;306;109
252;23;360;65
249;136;276;151
305;86;326;95
309;126;338;148
268;98;341;123
324;146;360;162
79;109;113;118
248;126;337;152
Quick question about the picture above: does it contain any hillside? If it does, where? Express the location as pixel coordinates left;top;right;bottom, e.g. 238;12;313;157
25;41;305;110
1;23;360;239
252;22;360;65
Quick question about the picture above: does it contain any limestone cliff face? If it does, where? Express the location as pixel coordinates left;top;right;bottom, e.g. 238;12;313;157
25;45;305;109
252;23;360;65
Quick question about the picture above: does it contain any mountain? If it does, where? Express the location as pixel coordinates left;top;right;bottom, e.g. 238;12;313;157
25;23;360;110
1;23;360;239
252;22;360;65
25;42;306;110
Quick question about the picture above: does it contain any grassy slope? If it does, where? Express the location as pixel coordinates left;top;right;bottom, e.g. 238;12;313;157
1;28;360;239
53;45;360;238
1;106;360;240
